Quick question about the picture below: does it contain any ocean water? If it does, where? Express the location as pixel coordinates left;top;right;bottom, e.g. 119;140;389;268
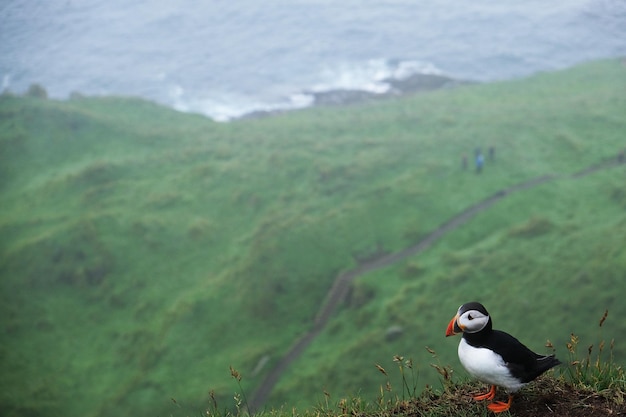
1;0;625;121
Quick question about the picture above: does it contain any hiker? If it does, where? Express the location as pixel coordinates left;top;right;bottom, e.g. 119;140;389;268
462;154;468;170
475;152;484;174
489;146;495;161
619;150;625;164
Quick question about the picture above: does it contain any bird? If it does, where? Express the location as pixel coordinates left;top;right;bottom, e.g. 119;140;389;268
445;301;561;413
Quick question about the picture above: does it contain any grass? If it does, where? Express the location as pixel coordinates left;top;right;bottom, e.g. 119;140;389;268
0;58;625;417
207;312;625;417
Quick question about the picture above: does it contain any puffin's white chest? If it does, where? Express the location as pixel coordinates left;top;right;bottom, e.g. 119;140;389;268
458;338;525;392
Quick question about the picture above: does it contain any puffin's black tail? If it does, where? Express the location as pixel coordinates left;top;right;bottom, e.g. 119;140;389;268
532;354;561;379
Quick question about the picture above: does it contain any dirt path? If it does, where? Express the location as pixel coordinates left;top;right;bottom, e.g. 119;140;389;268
248;159;622;413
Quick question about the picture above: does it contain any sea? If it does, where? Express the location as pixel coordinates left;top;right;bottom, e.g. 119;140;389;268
1;0;625;121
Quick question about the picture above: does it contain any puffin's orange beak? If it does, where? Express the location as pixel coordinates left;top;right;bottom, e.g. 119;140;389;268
446;314;460;337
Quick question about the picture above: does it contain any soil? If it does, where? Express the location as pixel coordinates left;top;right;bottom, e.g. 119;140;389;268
399;377;626;416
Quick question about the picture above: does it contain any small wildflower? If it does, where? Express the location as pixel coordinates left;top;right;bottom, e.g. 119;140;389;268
338;398;347;414
208;390;217;410
599;310;608;327
431;363;450;380
375;364;388;376
230;366;242;381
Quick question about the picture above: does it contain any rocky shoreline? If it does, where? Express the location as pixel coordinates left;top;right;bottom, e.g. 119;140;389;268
241;73;474;119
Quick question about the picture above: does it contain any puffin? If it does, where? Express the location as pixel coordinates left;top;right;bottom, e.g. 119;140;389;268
445;302;561;413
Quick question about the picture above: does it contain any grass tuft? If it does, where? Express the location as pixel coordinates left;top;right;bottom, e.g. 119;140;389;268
230;366;252;416
564;310;626;395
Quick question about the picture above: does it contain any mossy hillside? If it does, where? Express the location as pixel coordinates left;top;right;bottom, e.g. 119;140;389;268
0;59;624;417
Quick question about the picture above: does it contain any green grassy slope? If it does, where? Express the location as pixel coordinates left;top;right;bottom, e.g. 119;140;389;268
0;59;625;417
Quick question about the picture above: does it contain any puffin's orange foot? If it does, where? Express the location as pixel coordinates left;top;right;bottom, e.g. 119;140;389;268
473;385;496;401
487;395;513;413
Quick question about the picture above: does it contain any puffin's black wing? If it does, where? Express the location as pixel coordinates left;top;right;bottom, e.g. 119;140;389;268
488;330;561;383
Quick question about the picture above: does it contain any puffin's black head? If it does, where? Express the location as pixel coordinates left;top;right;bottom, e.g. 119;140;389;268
445;301;492;337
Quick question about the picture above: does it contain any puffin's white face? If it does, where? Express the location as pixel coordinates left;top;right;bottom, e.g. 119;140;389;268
456;308;490;334
446;302;492;337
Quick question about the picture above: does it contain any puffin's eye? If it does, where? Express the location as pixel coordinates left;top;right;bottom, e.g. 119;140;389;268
468;314;474;320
